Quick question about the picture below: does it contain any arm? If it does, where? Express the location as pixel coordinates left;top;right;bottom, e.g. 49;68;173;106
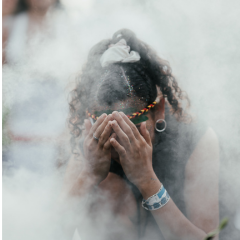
110;112;219;240
62;151;138;239
139;183;207;240
62;114;139;239
63;113;115;198
184;127;219;234
60;114;116;237
139;128;219;240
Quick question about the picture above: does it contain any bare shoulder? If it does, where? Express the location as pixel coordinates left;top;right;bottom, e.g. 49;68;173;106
185;127;219;178
184;127;220;232
198;127;219;151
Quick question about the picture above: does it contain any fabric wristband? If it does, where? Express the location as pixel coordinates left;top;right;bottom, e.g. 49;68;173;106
142;184;170;211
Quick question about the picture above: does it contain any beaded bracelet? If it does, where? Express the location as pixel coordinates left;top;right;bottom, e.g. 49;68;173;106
142;184;170;211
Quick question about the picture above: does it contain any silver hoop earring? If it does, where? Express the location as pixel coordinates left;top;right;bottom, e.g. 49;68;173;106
155;119;167;132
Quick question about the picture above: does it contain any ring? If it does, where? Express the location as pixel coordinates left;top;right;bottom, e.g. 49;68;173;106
93;133;99;141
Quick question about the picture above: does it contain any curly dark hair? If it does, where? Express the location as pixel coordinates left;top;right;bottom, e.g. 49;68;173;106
69;29;190;151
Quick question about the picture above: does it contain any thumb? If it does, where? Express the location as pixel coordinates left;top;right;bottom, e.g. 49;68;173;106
83;119;92;137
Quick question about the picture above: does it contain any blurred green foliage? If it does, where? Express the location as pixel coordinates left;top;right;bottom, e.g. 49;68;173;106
204;218;228;240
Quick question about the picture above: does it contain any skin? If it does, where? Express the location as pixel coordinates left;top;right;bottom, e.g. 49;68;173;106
2;0;18;64
2;0;18;16
23;0;57;40
26;0;57;12
64;97;219;240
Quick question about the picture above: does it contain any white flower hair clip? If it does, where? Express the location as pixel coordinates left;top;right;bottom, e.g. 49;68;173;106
100;39;140;67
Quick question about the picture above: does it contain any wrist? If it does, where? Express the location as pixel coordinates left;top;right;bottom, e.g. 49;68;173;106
137;172;162;200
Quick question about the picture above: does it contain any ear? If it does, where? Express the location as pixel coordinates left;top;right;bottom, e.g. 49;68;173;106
154;97;165;121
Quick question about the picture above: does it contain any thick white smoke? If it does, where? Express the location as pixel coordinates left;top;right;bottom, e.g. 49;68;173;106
2;0;240;239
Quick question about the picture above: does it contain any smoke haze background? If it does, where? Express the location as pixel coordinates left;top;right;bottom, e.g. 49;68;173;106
2;0;240;239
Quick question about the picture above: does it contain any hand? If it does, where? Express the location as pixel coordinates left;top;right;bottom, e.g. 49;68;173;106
109;111;156;190
82;113;115;185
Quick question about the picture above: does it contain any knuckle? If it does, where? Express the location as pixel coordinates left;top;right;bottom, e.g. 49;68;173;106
136;143;142;151
99;135;105;144
120;148;126;156
131;125;137;132
105;124;111;132
103;144;110;151
140;140;147;149
139;139;145;146
114;122;120;130
134;145;141;155
123;135;129;143
125;126;132;134
87;140;95;151
88;145;94;151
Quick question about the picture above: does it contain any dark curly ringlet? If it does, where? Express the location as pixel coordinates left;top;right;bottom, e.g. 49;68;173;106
69;29;190;152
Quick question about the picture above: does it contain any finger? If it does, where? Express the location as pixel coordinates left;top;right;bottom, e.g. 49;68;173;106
139;122;152;146
110;137;127;158
89;113;107;135
110;120;131;147
103;133;116;150
94;114;113;140
83;119;92;137
98;120;113;147
112;111;136;142
119;112;141;139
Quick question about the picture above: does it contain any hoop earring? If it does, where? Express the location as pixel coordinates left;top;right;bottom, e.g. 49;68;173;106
155;119;167;132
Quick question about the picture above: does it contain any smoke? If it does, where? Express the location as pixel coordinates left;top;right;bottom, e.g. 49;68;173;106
2;0;240;239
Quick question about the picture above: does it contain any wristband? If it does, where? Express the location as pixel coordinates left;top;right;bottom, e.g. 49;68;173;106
142;184;170;211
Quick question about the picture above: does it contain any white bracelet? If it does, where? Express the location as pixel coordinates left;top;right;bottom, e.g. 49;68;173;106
142;184;170;211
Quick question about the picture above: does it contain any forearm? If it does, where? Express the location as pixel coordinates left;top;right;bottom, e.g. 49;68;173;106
138;174;207;240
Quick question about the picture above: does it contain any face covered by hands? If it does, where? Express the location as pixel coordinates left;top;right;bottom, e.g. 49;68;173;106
81;113;116;185
109;111;155;190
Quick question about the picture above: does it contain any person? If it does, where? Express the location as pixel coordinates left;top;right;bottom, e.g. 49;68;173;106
2;0;19;167
65;29;219;240
2;0;70;174
2;0;19;64
4;0;62;64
